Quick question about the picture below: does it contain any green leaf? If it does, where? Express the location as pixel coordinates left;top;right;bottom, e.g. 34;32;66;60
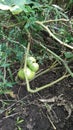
1;63;10;67
0;0;32;6
0;0;33;14
0;3;10;10
17;126;22;130
10;5;23;15
17;119;24;124
64;52;73;59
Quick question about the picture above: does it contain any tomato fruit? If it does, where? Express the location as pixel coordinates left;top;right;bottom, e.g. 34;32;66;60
29;62;39;72
18;69;25;80
18;56;39;80
27;56;36;66
18;68;35;80
24;67;35;80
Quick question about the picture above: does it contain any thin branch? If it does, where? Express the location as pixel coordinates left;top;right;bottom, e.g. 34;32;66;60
26;73;70;93
35;21;73;50
38;42;73;77
41;18;69;24
33;39;73;77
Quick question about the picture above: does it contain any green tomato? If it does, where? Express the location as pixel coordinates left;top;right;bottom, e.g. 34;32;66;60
18;69;25;80
24;67;35;80
29;63;39;72
27;56;36;66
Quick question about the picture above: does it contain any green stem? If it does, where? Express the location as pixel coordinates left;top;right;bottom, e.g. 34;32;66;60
35;61;57;79
35;21;73;50
26;73;70;93
35;21;73;77
39;43;73;77
23;61;57;86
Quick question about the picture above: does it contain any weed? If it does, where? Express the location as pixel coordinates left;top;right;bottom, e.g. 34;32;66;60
16;117;24;130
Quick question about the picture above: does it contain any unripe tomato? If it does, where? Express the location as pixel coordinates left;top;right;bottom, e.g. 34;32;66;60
24;67;35;80
18;69;25;80
29;63;39;72
27;56;36;66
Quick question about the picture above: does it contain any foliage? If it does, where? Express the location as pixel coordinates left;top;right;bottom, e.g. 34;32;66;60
16;117;24;130
0;0;73;94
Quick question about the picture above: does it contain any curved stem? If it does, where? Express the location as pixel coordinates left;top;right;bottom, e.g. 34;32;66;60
39;43;73;77
26;73;70;93
42;18;69;24
35;61;57;79
35;21;73;50
35;21;73;77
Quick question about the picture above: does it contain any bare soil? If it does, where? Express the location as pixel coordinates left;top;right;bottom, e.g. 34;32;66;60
0;62;73;130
